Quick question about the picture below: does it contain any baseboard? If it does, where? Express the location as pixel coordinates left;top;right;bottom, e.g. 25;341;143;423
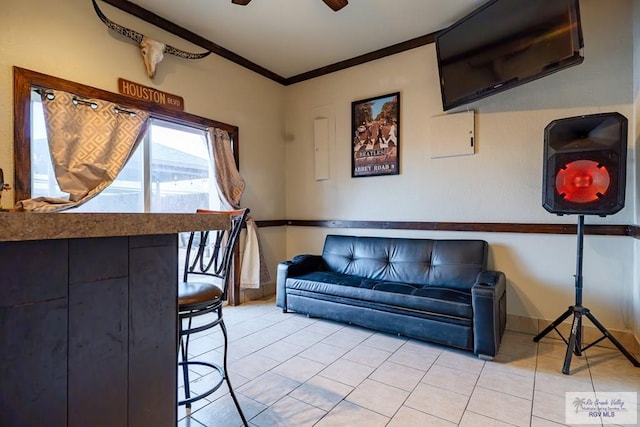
506;313;640;356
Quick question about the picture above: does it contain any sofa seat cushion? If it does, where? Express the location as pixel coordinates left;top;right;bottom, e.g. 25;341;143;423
287;271;472;319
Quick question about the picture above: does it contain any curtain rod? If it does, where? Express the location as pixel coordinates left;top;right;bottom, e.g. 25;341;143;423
34;88;138;116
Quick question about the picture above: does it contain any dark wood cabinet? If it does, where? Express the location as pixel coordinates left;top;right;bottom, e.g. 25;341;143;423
0;234;177;427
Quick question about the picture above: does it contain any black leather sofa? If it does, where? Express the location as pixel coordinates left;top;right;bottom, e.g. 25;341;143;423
276;235;507;359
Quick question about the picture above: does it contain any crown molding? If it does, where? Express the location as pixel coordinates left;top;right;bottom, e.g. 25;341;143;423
100;0;440;85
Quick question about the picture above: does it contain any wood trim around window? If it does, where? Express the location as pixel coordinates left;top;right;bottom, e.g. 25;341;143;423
13;66;239;202
13;66;245;305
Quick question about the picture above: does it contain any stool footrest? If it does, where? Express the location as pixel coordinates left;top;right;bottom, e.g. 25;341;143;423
178;360;224;406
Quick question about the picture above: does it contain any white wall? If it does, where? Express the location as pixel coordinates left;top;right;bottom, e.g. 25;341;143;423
0;0;287;282
284;0;637;330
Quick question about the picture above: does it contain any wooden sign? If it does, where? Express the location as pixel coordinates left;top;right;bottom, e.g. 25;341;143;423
118;78;184;110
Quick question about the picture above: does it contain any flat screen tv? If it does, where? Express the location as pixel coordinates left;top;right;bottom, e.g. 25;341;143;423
435;0;584;111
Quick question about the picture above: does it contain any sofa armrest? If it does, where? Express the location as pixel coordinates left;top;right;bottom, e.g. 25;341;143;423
471;270;507;359
276;255;324;310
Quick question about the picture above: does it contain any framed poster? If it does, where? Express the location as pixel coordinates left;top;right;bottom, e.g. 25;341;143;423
351;92;400;178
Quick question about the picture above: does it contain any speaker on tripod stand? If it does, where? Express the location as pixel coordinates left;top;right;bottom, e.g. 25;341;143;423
535;112;640;374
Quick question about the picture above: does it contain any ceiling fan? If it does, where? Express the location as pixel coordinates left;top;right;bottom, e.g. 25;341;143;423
231;0;348;12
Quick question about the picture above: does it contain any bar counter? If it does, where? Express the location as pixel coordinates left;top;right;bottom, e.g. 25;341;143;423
0;212;229;241
0;212;230;427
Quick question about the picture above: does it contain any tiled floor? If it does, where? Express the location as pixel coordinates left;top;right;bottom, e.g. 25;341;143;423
178;297;640;427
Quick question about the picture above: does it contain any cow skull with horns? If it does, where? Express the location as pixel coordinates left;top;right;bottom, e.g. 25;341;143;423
92;0;211;78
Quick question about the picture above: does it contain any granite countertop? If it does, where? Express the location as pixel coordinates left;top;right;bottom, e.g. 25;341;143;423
0;212;231;242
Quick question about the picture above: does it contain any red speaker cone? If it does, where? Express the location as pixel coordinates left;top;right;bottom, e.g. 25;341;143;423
555;160;610;203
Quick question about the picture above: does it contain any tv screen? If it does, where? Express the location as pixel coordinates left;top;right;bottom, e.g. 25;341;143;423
435;0;584;111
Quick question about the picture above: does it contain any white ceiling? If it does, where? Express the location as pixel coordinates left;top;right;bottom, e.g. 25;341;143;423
125;0;485;79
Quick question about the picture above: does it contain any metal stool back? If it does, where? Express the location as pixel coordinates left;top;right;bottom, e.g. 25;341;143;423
178;208;249;425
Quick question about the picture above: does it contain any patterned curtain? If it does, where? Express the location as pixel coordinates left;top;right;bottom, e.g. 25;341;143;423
16;89;149;212
207;127;271;289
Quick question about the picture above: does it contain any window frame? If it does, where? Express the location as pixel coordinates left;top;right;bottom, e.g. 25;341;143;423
13;66;239;202
13;66;243;304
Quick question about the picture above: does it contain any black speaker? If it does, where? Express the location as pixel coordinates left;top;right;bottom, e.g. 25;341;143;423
543;112;627;216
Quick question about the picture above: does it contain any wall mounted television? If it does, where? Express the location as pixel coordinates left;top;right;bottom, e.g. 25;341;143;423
435;0;584;111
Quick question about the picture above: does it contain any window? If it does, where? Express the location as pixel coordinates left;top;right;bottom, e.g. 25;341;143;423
31;96;220;213
14;68;238;211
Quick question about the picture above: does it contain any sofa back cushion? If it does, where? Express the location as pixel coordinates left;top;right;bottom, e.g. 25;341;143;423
321;235;487;291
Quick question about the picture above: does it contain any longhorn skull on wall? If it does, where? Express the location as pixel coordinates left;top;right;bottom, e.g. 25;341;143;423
92;0;211;78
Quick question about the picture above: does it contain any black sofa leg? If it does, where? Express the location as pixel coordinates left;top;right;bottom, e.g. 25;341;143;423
477;354;494;361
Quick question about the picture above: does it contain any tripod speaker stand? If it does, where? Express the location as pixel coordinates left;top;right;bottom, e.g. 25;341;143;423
533;215;640;374
536;112;640;374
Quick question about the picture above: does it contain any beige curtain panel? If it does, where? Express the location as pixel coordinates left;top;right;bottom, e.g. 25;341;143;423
207;127;271;289
16;89;149;212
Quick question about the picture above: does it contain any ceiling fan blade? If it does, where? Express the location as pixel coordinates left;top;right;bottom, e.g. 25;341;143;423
323;0;348;12
231;0;252;5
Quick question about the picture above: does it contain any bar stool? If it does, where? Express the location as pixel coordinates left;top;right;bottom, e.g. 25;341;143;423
178;208;249;426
